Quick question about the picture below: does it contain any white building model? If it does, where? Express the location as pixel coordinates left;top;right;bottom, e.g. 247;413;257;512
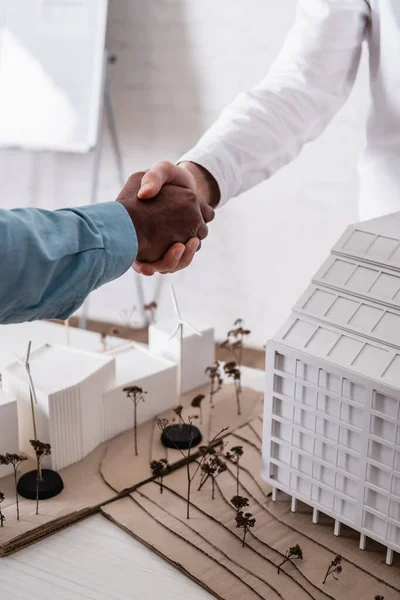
103;343;177;441
3;345;115;471
0;390;19;476
149;315;214;393
1;342;178;472
263;212;400;566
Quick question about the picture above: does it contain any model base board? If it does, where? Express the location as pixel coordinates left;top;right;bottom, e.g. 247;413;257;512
0;383;261;556
0;383;399;598
101;415;400;600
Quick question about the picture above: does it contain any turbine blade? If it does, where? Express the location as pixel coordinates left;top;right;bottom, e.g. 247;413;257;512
12;351;24;365
25;341;32;365
182;319;202;337
170;286;182;321
168;323;181;341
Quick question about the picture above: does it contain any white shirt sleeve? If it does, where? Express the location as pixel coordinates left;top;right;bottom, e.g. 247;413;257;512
179;0;370;206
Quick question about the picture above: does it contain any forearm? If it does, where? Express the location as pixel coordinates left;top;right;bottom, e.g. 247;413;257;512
0;202;137;324
179;0;369;206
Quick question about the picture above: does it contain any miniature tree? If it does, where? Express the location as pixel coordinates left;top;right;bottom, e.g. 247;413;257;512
123;385;147;456
144;300;158;324
198;445;227;499
230;495;249;513
100;326;120;351
150;458;169;494
0;453;27;520
225;445;244;496
157;408;228;519
220;318;251;391
205;362;223;408
191;394;206;425
322;554;342;584
0;492;5;527
224;362;242;415
277;544;303;574
375;596;384;600
235;509;256;547
29;440;51;515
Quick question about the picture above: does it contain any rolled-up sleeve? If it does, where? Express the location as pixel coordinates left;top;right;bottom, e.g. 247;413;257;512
179;0;370;206
0;201;138;324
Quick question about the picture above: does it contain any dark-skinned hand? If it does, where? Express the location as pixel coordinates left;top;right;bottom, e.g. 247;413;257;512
116;171;214;263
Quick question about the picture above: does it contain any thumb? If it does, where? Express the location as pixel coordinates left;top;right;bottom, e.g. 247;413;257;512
138;160;197;199
137;169;163;199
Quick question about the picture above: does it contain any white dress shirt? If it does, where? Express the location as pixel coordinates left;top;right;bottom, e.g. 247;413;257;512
180;0;400;221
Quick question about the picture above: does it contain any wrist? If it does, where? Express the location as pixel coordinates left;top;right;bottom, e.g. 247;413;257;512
179;161;220;208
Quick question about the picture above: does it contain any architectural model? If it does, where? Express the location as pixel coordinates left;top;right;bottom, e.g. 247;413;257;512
149;314;214;393
0;390;18;476
2;342;177;472
262;211;400;566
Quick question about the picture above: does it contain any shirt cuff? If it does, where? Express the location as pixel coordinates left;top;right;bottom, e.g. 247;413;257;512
178;145;239;208
70;202;138;286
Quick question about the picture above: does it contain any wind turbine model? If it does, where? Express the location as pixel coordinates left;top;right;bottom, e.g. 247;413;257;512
169;286;202;401
160;287;203;450
13;341;64;500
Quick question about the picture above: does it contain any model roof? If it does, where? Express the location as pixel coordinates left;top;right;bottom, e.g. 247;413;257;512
0;389;15;405
5;344;114;395
0;320;120;372
273;210;400;390
107;342;175;386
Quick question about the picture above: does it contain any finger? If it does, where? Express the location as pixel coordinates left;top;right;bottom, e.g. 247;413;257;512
138;161;196;199
135;242;186;275
169;238;200;273
197;222;208;240
132;261;155;276
199;200;215;223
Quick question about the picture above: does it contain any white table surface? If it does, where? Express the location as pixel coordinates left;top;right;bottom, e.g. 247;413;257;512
0;366;265;600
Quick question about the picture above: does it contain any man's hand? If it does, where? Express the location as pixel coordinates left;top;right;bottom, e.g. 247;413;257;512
116;171;214;265
132;160;220;276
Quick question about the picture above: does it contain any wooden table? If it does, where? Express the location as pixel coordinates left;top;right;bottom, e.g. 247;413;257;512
0;367;265;600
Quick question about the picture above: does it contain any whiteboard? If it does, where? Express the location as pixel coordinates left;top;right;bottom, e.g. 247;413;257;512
0;0;108;153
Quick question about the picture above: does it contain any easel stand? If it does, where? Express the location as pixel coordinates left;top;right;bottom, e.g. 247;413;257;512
79;52;147;329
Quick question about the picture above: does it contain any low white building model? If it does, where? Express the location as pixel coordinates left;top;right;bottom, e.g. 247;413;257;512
263;212;400;566
103;343;178;441
0;390;19;476
149;316;214;393
3;344;115;471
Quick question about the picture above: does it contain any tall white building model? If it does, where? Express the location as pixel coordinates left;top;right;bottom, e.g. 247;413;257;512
263;212;400;565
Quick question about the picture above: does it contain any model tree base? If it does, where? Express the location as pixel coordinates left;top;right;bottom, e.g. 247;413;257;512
17;469;64;500
161;424;202;450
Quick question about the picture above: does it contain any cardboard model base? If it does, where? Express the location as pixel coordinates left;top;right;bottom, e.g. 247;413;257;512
1;383;399;599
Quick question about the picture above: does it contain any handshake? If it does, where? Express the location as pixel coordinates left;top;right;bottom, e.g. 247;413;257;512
117;163;218;275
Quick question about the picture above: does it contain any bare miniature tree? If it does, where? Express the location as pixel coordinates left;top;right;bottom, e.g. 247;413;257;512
225;445;244;496
235;509;256;547
144;300;158;324
100;326;120;351
198;444;227;499
277;544;303;574
123;385;147;456
191;394;206;425
150;458;169;494
0;453;27;520
375;596;384;600
224;362;242;415
205;361;223;408
230;495;249;513
220;319;251;391
322;554;342;584
30;440;51;515
158;408;228;519
0;491;5;527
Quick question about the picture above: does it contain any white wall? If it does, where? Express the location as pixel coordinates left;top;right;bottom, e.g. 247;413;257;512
0;0;369;348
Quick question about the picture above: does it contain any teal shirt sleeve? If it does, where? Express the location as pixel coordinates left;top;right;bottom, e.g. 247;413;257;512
0;202;138;324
